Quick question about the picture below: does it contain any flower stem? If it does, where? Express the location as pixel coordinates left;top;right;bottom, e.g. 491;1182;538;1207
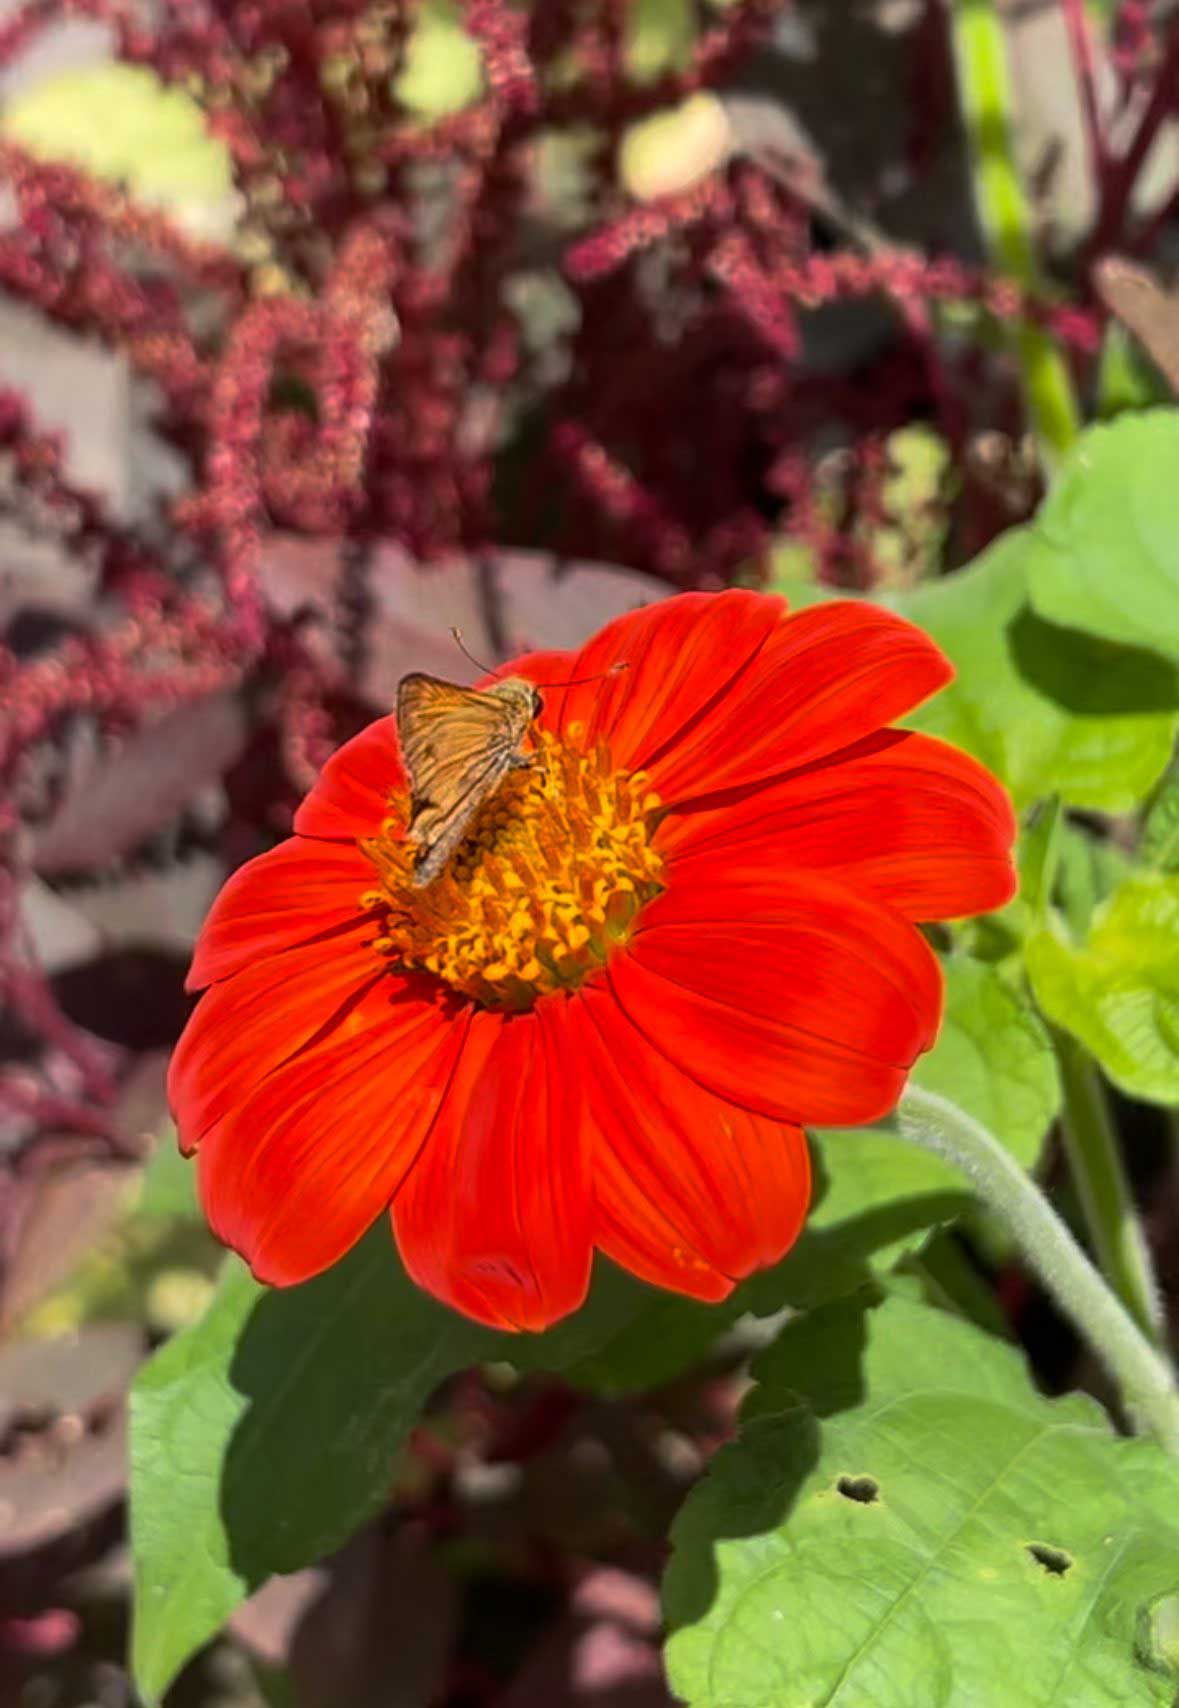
1053;1028;1166;1347
1092;26;1179;253
1060;0;1106;181
897;1083;1179;1453
947;0;1081;470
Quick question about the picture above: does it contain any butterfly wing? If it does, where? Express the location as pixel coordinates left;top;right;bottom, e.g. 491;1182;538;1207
397;674;532;885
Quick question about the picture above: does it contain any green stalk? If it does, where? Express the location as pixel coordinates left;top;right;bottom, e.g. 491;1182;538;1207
948;0;1081;470
897;1084;1179;1452
1054;1028;1166;1346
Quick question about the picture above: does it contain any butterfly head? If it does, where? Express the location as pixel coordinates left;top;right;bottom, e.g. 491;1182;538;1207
488;675;544;722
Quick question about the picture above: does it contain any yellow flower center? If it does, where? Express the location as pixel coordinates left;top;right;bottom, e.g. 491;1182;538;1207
359;728;665;1010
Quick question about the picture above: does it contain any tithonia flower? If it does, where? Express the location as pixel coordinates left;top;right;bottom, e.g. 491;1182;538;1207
170;592;1015;1329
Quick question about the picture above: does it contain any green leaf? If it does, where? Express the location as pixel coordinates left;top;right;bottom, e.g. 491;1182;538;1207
902;531;1179;811
1025;412;1179;662
665;1395;1179;1706
665;1297;1179;1707
769;1127;970;1305
129;1236;710;1702
1018;796;1063;919
908;957;1059;1167
131;1125;978;1701
742;1291;1101;1426
1027;872;1179;1105
1143;764;1179;873
1056;822;1135;938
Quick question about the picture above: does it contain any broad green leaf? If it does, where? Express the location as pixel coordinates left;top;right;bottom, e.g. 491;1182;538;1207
766;1127;970;1306
1025;412;1179;661
1143;764;1179;872
665;1392;1179;1707
742;1291;1102;1427
130;1127;976;1700
130;1236;710;1703
393;0;484;119
908;957;1059;1167
667;1299;1173;1706
1027;872;1179;1104
903;532;1179;811
2;65;235;239
894;1224;1013;1337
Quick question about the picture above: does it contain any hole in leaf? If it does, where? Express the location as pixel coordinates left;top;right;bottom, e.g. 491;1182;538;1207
837;1474;879;1504
1026;1542;1072;1576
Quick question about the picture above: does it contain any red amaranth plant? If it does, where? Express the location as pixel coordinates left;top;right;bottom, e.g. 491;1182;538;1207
1;0;1178;1177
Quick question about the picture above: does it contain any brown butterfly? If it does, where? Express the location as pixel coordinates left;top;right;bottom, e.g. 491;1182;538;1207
397;635;626;888
397;671;541;887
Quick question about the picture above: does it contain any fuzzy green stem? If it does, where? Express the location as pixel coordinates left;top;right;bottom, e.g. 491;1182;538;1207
948;0;1081;470
897;1083;1179;1452
1054;1029;1166;1346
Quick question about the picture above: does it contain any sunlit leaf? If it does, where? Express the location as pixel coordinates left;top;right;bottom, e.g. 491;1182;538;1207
129;1239;679;1702
903;533;1179;811
129;1129;979;1701
1018;797;1063;920
665;1295;1179;1707
742;1291;1101;1426
1143;764;1179;873
1056;822;1135;938
909;957;1058;1166
1025;411;1179;662
1027;872;1179;1105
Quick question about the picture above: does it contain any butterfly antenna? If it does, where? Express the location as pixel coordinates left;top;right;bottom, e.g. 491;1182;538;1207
541;661;630;688
451;626;629;689
449;627;497;675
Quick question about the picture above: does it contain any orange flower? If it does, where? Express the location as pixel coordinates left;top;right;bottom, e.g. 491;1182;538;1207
170;592;1016;1329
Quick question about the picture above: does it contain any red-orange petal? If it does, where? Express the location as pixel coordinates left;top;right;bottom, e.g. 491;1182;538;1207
198;985;468;1285
391;1002;592;1331
650;600;953;804
293;711;405;841
168;929;387;1151
568;990;810;1299
186;835;375;991
660;728;1017;922
533;591;784;766
612;868;943;1126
